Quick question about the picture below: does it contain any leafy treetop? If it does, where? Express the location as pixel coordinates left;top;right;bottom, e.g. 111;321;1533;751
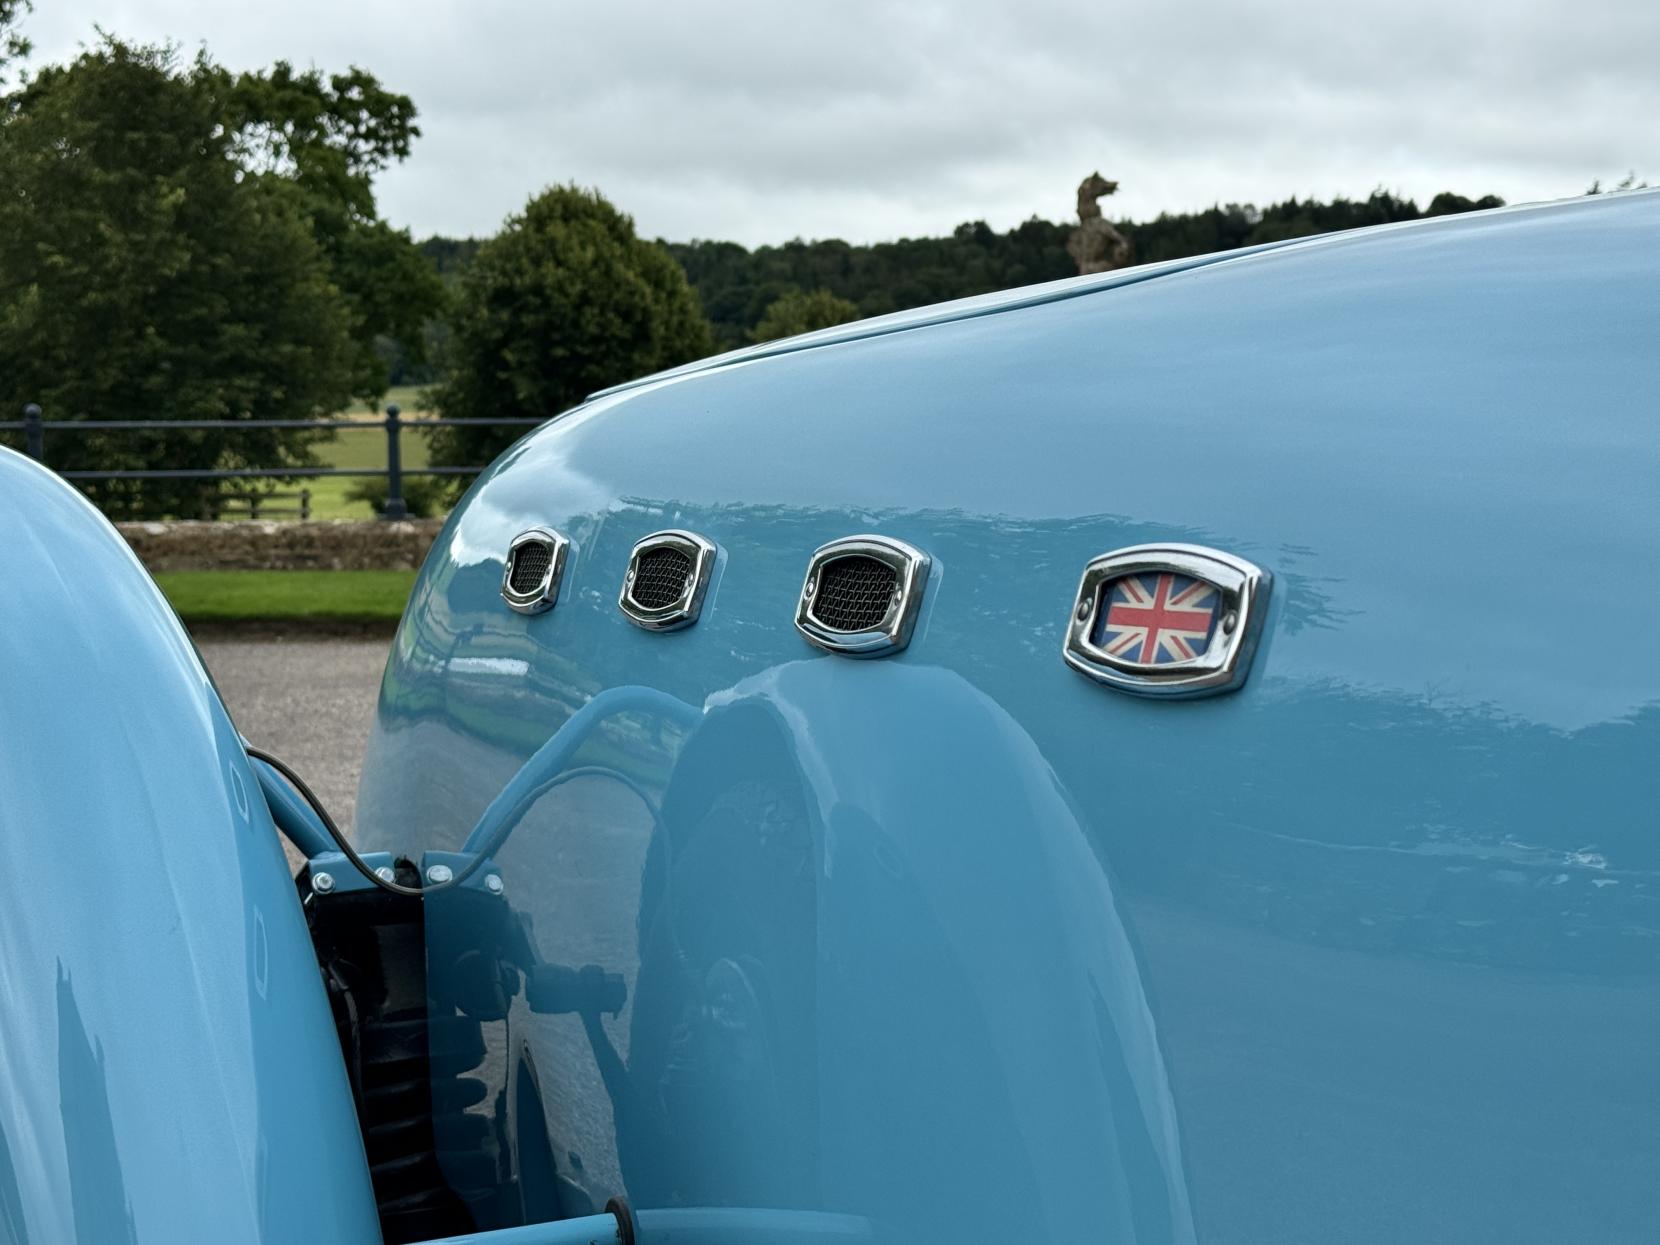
0;33;441;515
0;0;26;86
0;38;358;517
226;61;445;399
428;184;713;473
751;287;863;343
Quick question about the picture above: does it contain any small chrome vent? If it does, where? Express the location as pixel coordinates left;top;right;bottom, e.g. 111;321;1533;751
501;528;569;615
796;535;929;657
619;530;717;631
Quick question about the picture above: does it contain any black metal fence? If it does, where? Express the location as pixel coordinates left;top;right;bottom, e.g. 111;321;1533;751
0;403;542;520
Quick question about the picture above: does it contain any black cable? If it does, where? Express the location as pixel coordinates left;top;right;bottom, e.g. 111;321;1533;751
247;744;427;897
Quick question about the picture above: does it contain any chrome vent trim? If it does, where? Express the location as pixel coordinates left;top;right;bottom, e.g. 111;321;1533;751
500;527;570;616
619;530;717;631
795;534;930;657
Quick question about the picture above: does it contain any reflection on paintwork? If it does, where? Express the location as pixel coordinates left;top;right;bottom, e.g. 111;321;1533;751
358;193;1660;1244
410;665;1196;1241
55;966;137;1244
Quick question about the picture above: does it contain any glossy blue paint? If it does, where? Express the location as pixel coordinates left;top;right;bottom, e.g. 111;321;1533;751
462;685;700;861
416;1211;619;1244
630;1208;873;1243
0;450;381;1243
413;1206;874;1245
358;192;1660;1244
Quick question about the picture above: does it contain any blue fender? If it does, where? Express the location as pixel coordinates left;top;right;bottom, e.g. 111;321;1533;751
399;663;1194;1241
632;661;1195;1241
0;450;380;1243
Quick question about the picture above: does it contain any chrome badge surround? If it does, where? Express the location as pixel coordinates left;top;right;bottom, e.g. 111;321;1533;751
796;534;931;658
1063;543;1270;698
500;527;570;616
618;529;718;631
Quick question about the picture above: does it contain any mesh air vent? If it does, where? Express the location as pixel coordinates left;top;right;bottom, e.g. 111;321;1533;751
795;535;929;657
507;541;552;595
630;546;693;610
813;556;898;632
618;530;717;631
501;528;568;615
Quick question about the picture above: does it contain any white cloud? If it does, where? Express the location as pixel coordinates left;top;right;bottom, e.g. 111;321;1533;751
21;0;1657;244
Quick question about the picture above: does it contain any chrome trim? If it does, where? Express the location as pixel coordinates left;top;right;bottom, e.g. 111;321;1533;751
795;534;931;657
1062;542;1270;698
618;529;718;631
500;527;570;616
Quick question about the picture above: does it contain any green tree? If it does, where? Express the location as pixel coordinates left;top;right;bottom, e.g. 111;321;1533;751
750;287;862;343
1426;191;1506;216
429;185;712;471
0;39;357;517
0;0;30;85
228;62;446;399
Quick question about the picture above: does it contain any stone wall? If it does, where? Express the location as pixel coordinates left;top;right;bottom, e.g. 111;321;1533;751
117;519;445;572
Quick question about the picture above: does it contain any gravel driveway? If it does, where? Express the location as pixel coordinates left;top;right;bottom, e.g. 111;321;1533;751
199;635;390;838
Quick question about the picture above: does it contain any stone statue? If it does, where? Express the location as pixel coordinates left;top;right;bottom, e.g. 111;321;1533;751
1066;172;1133;274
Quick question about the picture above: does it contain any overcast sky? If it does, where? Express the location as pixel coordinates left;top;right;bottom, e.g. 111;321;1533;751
21;1;1656;246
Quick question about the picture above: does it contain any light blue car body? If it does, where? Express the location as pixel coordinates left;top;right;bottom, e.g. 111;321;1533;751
357;189;1660;1243
0;457;383;1243
2;189;1656;1244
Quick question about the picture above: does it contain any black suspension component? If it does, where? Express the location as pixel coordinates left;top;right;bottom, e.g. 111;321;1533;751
302;862;477;1244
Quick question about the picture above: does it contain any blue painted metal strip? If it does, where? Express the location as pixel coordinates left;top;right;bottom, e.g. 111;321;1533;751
249;754;335;860
634;1207;874;1242
413;1212;620;1245
460;684;700;859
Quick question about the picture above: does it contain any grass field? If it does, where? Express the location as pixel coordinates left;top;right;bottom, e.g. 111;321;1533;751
353;383;432;417
306;421;438;519
156;569;416;622
298;385;440;520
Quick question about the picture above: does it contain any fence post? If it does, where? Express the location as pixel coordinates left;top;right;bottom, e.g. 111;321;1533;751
383;403;407;521
300;488;311;520
23;403;42;461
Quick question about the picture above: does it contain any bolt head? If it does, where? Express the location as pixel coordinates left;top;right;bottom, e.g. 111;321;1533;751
374;867;395;882
1076;598;1092;621
426;863;454;885
803;579;816;600
1222;610;1238;635
312;871;335;894
485;873;505;895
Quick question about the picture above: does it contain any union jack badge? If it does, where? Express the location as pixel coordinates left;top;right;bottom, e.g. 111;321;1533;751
1063;544;1270;698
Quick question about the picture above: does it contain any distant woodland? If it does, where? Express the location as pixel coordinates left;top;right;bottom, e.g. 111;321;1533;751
420;189;1505;355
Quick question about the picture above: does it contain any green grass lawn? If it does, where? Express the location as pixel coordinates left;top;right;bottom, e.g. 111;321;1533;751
349;383;432;418
156;569;416;623
212;386;441;521
303;418;437;519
